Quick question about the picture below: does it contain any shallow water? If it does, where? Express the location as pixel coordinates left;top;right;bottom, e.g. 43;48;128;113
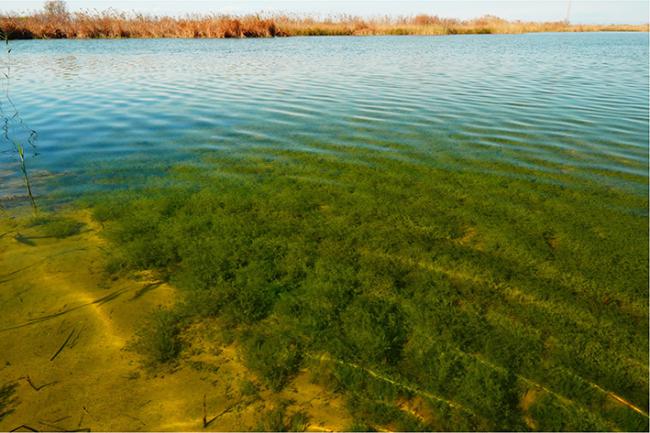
0;33;649;431
0;33;648;200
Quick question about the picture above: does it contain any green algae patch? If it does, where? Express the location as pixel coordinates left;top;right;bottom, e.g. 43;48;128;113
0;383;17;423
27;214;85;238
86;146;649;431
133;308;183;365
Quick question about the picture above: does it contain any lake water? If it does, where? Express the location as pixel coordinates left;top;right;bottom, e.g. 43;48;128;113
0;33;648;201
0;33;649;431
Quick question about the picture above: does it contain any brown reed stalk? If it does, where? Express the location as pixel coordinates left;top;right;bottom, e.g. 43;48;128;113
0;10;646;39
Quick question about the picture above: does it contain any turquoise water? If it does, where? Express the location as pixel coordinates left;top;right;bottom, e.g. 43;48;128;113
0;32;647;202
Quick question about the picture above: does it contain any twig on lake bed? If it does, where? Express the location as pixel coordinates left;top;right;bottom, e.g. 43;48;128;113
0;229;15;239
0;286;130;332
0;247;87;284
0;278;163;332
18;375;58;391
49;328;77;361
37;420;68;431
13;233;35;246
44;415;71;424
202;394;207;428
202;396;248;428
38;421;90;433
9;425;39;432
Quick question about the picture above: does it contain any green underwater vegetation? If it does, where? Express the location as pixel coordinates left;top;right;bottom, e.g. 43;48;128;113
87;144;648;431
27;214;84;239
0;382;18;423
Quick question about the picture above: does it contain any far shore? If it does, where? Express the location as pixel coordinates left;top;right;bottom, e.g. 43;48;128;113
0;11;648;40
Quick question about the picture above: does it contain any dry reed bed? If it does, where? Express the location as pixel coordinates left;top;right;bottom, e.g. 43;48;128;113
0;12;647;39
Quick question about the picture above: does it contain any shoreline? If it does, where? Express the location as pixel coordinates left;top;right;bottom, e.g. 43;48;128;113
1;13;647;40
1;29;649;41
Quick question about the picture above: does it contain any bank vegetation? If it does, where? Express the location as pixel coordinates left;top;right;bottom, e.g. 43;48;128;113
0;1;647;39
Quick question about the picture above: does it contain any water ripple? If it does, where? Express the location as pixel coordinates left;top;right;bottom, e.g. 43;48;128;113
0;33;647;200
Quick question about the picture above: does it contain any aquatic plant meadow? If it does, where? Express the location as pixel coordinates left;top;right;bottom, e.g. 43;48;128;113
89;146;649;431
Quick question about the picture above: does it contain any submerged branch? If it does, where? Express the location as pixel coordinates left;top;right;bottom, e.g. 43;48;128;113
49;328;77;361
18;375;58;392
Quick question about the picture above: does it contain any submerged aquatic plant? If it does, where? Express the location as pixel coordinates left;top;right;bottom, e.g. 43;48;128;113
0;382;17;422
0;31;38;212
91;145;648;431
27;214;84;238
254;400;310;432
132;308;182;365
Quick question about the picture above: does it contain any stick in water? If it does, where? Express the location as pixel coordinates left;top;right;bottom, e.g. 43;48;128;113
50;328;76;361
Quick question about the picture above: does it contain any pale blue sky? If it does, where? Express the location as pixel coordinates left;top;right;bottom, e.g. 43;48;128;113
1;1;648;24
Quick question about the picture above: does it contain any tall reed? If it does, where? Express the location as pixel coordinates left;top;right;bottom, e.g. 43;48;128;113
0;32;38;212
0;11;646;39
